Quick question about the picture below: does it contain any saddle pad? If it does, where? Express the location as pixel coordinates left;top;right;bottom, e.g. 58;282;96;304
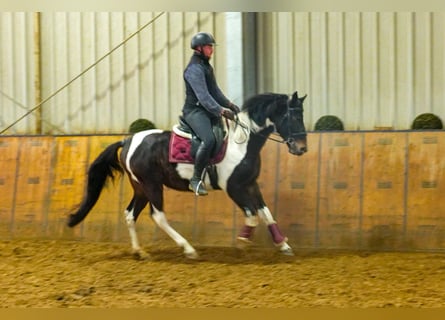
169;133;194;163
169;132;228;164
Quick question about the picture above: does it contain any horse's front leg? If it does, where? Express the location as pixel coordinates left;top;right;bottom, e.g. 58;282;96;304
227;189;260;244
258;206;294;256
230;182;293;255
237;209;259;244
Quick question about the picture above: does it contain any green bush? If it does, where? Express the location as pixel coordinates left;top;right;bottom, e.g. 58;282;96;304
314;115;344;131
411;113;443;130
128;118;156;133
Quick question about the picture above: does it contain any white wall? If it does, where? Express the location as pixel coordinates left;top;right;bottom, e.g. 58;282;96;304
0;12;240;134
2;12;444;134
0;12;36;134
257;12;445;130
224;12;243;106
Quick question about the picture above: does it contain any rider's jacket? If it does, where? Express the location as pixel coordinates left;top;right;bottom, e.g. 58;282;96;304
182;52;230;118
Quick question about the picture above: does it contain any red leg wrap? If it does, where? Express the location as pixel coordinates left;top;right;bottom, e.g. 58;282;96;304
238;225;255;240
268;223;287;245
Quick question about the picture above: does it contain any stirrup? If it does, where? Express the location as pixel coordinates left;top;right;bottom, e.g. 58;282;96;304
189;179;208;196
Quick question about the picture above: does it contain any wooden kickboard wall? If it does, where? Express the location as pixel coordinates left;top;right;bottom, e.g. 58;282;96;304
0;132;444;251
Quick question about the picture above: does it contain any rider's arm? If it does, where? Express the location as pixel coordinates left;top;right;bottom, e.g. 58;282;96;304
212;83;231;108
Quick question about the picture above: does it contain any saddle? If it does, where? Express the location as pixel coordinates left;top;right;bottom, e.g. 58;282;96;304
169;116;228;165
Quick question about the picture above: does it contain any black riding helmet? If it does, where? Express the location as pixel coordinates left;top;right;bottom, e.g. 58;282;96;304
190;32;216;49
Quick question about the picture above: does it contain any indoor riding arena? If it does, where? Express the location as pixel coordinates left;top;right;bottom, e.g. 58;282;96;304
1;132;445;308
1;12;445;308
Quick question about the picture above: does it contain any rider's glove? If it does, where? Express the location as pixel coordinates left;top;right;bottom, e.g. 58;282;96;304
221;108;236;121
228;102;241;114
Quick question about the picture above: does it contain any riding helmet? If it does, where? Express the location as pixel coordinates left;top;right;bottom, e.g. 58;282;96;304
191;32;216;49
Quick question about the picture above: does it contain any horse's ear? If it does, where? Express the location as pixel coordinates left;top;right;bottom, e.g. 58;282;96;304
292;91;307;103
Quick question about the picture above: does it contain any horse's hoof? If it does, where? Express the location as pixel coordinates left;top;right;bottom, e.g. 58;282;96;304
185;250;199;260
236;237;253;248
280;248;294;256
273;237;289;247
133;250;151;260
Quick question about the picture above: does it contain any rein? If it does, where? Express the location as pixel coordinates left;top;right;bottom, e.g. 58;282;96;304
266;132;289;144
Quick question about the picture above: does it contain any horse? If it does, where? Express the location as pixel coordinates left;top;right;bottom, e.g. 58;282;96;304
67;91;308;259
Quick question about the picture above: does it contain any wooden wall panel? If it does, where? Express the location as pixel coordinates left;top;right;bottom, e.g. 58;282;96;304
46;136;89;239
361;132;407;249
317;133;362;248
12;137;53;237
406;133;445;249
79;135;127;242
275;133;320;248
0;138;19;237
193;191;235;247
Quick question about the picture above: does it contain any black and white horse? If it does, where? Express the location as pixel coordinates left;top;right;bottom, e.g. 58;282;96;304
67;91;307;258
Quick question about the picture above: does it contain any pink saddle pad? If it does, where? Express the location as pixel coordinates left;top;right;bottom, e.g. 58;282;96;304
169;132;228;164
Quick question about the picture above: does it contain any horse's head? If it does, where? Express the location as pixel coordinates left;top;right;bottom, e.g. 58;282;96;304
242;91;308;156
272;91;308;156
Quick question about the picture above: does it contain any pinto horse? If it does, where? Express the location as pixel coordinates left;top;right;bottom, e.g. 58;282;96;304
67;91;307;258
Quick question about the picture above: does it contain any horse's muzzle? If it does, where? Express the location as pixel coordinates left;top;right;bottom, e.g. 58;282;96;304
287;140;307;156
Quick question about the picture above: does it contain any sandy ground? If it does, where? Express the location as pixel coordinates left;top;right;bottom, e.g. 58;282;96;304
0;239;444;308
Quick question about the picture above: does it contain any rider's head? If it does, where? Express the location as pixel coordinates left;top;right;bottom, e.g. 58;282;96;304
191;32;216;59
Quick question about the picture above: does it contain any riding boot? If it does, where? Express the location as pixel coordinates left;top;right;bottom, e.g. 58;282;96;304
189;143;210;196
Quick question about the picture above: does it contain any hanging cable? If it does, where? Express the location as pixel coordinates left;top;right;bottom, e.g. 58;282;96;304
0;12;165;134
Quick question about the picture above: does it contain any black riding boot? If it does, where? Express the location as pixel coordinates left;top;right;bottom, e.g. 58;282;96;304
189;143;210;196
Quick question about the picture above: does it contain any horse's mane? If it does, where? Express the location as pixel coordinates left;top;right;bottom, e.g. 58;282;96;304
242;93;288;126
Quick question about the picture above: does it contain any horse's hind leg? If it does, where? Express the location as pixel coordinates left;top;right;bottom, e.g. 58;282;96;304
146;185;198;259
125;195;150;259
151;207;198;259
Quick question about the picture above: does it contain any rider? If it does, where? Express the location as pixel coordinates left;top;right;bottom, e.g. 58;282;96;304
182;32;240;196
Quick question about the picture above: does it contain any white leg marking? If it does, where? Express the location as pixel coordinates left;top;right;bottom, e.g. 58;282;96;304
125;129;163;183
245;214;259;227
258;207;277;225
125;209;145;255
151;207;198;258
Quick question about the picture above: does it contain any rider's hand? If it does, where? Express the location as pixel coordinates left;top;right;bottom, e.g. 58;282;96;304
228;102;240;114
221;108;236;121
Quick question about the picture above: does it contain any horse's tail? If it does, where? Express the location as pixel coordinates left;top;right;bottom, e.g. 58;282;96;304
67;140;125;227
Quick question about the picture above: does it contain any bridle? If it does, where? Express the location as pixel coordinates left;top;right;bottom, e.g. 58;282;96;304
261;98;306;145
